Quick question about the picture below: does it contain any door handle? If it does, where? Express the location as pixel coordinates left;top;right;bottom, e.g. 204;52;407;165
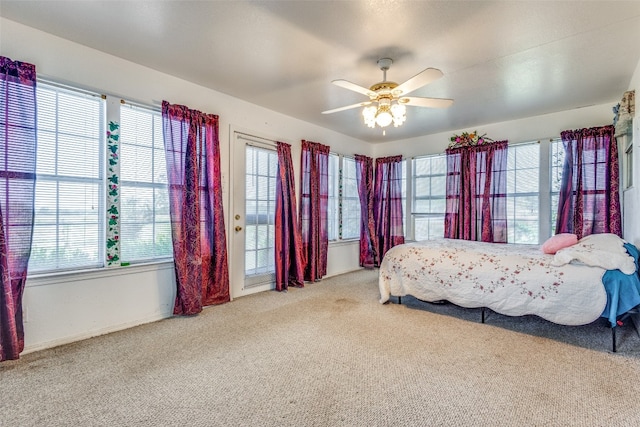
235;226;242;232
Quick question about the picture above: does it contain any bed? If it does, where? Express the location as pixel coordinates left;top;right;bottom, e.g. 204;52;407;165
379;235;640;351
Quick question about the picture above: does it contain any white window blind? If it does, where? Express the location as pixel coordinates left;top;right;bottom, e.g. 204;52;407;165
506;143;540;244
412;154;446;241
327;154;361;241
29;83;105;272
119;103;172;262
341;157;360;240
245;145;277;276
327;153;339;241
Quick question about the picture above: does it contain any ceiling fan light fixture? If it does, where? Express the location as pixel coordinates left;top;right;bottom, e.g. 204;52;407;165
362;105;377;128
391;102;406;127
375;108;393;127
375;98;393;127
363;99;406;129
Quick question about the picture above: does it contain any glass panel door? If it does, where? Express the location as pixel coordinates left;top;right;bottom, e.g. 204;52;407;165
244;144;277;287
230;132;278;297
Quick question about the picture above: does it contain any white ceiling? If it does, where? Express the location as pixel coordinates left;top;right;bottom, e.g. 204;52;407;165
1;1;640;143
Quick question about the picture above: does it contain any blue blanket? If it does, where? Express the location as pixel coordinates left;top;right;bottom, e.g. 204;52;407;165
601;243;640;327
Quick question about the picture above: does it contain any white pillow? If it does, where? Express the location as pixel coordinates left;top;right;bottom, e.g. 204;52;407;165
551;233;635;274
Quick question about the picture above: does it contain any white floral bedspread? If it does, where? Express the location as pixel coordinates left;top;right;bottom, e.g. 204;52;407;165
379;239;608;325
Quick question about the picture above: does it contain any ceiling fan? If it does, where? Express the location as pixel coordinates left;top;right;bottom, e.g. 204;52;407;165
322;58;453;128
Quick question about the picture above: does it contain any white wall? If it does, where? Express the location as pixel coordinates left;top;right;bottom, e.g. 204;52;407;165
24;263;176;353
1;18;372;354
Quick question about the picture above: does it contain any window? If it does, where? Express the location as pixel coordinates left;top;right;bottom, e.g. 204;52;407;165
400;159;407;236
549;138;565;235
408;143;557;244
327;154;339;240
411;154;446;241
624;135;633;189
29;83;105;273
119;103;172;262
506;143;540;244
28;82;175;275
327;154;361;241
341;157;360;239
626;143;633;189
244;145;277;277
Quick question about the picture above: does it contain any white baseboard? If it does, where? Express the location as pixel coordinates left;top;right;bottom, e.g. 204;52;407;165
325;267;367;278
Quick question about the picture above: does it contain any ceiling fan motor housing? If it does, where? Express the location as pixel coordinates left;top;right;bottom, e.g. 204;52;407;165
371;58;399;99
369;82;398;93
377;58;393;71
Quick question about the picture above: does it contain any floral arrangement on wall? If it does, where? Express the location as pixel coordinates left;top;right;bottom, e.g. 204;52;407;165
613;89;634;136
448;131;494;148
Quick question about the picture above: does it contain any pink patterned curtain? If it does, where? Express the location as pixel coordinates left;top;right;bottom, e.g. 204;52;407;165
374;155;405;262
444;141;508;243
275;141;304;291
0;57;37;362
354;154;378;268
162;101;229;315
299;140;330;282
555;125;621;239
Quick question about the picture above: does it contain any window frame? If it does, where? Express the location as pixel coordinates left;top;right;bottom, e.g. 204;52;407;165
404;139;558;245
118;101;173;264
243;143;278;279
327;153;361;243
28;80;175;278
548;138;565;238
410;154;446;241
29;81;106;274
505;141;541;244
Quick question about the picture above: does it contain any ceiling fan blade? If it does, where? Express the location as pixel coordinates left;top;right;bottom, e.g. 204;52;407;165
332;79;376;98
393;68;444;96
322;101;372;114
400;97;454;109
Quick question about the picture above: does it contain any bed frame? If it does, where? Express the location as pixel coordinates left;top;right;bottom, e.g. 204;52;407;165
393;296;639;353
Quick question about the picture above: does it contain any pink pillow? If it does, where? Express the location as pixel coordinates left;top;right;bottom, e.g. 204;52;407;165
541;233;578;254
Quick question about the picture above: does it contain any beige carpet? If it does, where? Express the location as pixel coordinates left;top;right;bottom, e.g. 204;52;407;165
2;268;640;426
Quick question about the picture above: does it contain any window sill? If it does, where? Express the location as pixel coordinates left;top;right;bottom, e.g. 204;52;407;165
328;238;359;247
